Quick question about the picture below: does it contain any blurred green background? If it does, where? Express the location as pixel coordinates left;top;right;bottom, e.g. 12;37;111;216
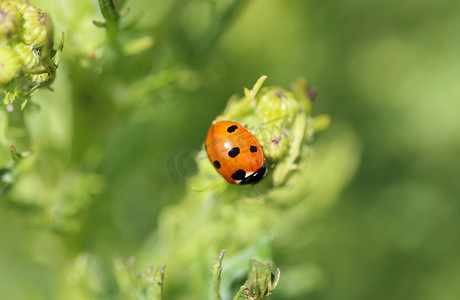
1;0;460;299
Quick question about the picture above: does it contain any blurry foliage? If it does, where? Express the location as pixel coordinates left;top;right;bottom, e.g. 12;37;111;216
1;0;460;300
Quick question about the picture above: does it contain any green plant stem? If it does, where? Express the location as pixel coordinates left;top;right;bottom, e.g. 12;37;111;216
7;99;31;151
98;0;120;45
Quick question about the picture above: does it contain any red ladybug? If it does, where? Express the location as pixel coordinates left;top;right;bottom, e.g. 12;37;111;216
205;120;266;185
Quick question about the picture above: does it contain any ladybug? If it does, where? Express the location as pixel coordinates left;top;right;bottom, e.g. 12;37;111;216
205;120;266;185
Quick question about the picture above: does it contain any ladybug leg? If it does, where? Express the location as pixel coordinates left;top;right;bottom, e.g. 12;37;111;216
244;124;248;129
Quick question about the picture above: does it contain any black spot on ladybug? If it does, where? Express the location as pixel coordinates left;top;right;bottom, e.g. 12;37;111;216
228;147;240;158
213;160;221;169
250;146;258;153
231;169;246;180
227;125;238;133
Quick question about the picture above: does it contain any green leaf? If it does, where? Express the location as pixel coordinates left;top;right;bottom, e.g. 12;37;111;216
93;20;107;28
210;249;226;300
271;113;307;187
138;265;166;300
234;260;280;300
9;144;22;162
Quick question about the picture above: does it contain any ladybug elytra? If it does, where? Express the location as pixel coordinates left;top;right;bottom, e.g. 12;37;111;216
205;120;266;185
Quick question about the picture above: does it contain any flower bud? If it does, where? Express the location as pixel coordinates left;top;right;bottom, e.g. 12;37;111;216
256;88;300;124
0;1;21;43
0;45;20;84
254;88;300;161
13;42;39;69
19;3;52;47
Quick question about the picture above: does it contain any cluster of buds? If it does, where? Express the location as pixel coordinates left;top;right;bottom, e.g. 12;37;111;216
0;0;62;103
211;76;326;187
192;76;327;191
